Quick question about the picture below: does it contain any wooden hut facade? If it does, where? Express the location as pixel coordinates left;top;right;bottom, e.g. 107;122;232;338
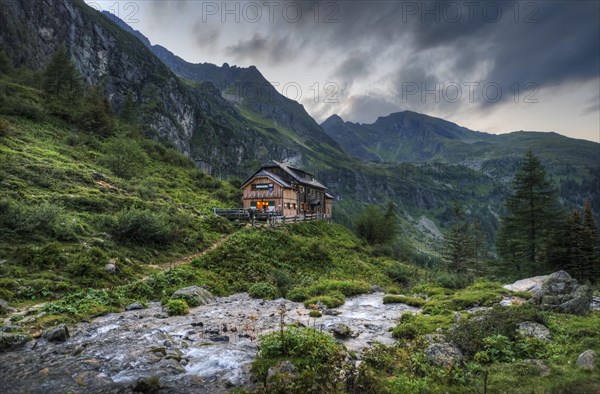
241;160;334;219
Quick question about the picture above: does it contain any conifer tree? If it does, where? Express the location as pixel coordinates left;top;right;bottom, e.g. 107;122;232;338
119;90;137;124
0;50;13;76
581;200;600;281
42;45;82;104
496;150;561;277
79;85;116;136
443;203;471;273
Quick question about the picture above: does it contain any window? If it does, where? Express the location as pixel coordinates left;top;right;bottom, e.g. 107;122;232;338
292;203;297;209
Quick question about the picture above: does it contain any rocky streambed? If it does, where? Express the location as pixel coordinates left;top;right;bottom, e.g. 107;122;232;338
0;292;419;393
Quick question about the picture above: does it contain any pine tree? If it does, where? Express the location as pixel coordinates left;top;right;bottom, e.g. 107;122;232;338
0;50;13;76
42;45;82;104
78;85;116;136
496;150;562;277
581;200;600;281
564;209;585;278
443;204;472;273
119;90;137;124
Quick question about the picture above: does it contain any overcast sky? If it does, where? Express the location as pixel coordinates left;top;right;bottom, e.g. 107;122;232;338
86;0;600;142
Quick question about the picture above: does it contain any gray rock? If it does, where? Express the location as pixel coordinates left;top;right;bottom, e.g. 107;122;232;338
323;309;341;316
503;274;549;292
314;301;326;310
330;323;353;338
266;360;297;385
559;285;593;315
0;298;12;315
209;335;230;342
105;259;117;274
42;324;70;342
576;350;597;370
131;376;162;393
522;359;550;377
526;271;592;315
171;286;214;306
591;296;600;311
517;321;552;341
371;285;384;293
0;332;29;351
425;341;463;367
125;302;146;311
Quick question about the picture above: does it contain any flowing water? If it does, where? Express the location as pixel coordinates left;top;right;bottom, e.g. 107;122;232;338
0;292;419;393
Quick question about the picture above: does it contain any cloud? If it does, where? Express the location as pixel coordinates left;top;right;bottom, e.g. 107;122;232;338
224;34;295;65
338;94;401;124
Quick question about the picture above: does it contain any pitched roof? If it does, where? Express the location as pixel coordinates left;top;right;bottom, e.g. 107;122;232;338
241;169;291;189
242;160;329;190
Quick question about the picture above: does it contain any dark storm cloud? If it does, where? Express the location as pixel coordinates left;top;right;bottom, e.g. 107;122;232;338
224;34;295;65
264;0;600;104
338;94;400;123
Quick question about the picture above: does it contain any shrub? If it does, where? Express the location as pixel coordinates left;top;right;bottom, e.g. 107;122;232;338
0;119;11;136
384;262;420;287
101;138;148;179
383;295;426;307
304;294;345;309
308;310;322;318
432;271;473;289
392;313;422;340
253;326;346;391
248;282;279;300
286;287;309;302
307;279;371;297
110;208;175;245
165;299;189;316
447;305;546;358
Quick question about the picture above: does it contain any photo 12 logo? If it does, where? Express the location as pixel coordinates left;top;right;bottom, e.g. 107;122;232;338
198;1;340;24
401;82;540;104
399;1;539;24
86;2;140;23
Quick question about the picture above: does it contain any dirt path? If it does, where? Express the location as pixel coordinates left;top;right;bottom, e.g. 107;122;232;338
2;232;235;326
147;232;234;272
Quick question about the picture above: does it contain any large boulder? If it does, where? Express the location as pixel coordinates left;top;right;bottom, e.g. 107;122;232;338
171;286;214;307
42;324;70;342
425;335;463;367
0;298;13;315
517;321;552;341
507;271;593;316
503;275;549;293
576;350;597;371
0;332;29;351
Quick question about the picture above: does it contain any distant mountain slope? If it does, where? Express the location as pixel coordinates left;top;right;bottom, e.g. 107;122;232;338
102;11;342;152
321;111;598;169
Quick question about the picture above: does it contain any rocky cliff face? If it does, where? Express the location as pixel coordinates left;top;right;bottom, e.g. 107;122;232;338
0;0;201;155
102;11;342;152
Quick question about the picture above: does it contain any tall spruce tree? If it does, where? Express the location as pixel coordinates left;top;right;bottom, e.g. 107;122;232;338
443;204;471;273
119;90;137;124
496;150;561;277
581;200;600;281
443;203;487;274
43;45;82;104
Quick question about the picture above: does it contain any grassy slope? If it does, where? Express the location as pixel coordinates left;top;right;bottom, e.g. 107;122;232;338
0;113;240;303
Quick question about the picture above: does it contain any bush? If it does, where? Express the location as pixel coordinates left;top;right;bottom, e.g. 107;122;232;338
248;282;279;300
307;279;371;297
165;299;189;316
253;326;346;391
432;271;473;289
392;313;421;340
110;208;175;245
384;262;420;287
286;287;309;302
383;295;426;307
0;119;11;136
101;138;148;179
304;294;345;309
447;305;546;358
